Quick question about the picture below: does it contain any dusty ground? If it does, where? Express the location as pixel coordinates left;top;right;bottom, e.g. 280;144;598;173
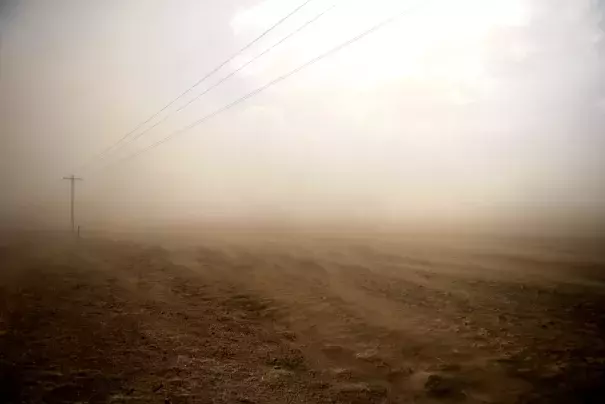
1;231;605;403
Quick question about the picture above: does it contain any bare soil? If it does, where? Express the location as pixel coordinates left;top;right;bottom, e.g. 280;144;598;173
1;231;604;403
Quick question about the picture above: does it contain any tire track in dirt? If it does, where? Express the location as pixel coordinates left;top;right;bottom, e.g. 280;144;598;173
3;234;604;403
172;244;533;403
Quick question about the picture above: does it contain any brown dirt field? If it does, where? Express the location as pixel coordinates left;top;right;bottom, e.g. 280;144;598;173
1;232;604;403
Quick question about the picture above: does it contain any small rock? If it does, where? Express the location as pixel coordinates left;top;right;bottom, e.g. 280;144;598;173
280;331;297;341
355;347;379;361
262;368;294;385
425;374;466;399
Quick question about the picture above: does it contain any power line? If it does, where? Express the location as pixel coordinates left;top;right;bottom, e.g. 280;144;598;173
62;175;83;234
74;0;316;171
97;0;432;173
109;0;342;156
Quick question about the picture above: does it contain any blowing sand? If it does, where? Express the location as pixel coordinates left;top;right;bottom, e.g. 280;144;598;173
1;230;604;403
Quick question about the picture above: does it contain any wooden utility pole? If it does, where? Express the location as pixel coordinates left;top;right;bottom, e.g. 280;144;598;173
62;175;83;233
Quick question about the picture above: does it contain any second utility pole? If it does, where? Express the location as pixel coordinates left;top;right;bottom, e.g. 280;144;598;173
62;175;83;233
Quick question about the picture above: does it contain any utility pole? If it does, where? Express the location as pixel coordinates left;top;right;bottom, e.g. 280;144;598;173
62;175;83;233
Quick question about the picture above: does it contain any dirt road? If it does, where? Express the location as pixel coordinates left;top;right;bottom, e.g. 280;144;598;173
1;233;604;403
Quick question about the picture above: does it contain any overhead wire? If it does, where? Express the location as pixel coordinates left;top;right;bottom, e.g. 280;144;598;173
101;0;342;160
95;0;433;174
73;0;316;172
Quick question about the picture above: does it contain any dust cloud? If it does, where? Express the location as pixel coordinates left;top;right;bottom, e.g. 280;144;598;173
0;0;604;236
1;2;605;403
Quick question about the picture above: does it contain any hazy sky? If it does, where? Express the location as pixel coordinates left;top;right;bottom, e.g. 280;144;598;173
1;0;604;230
